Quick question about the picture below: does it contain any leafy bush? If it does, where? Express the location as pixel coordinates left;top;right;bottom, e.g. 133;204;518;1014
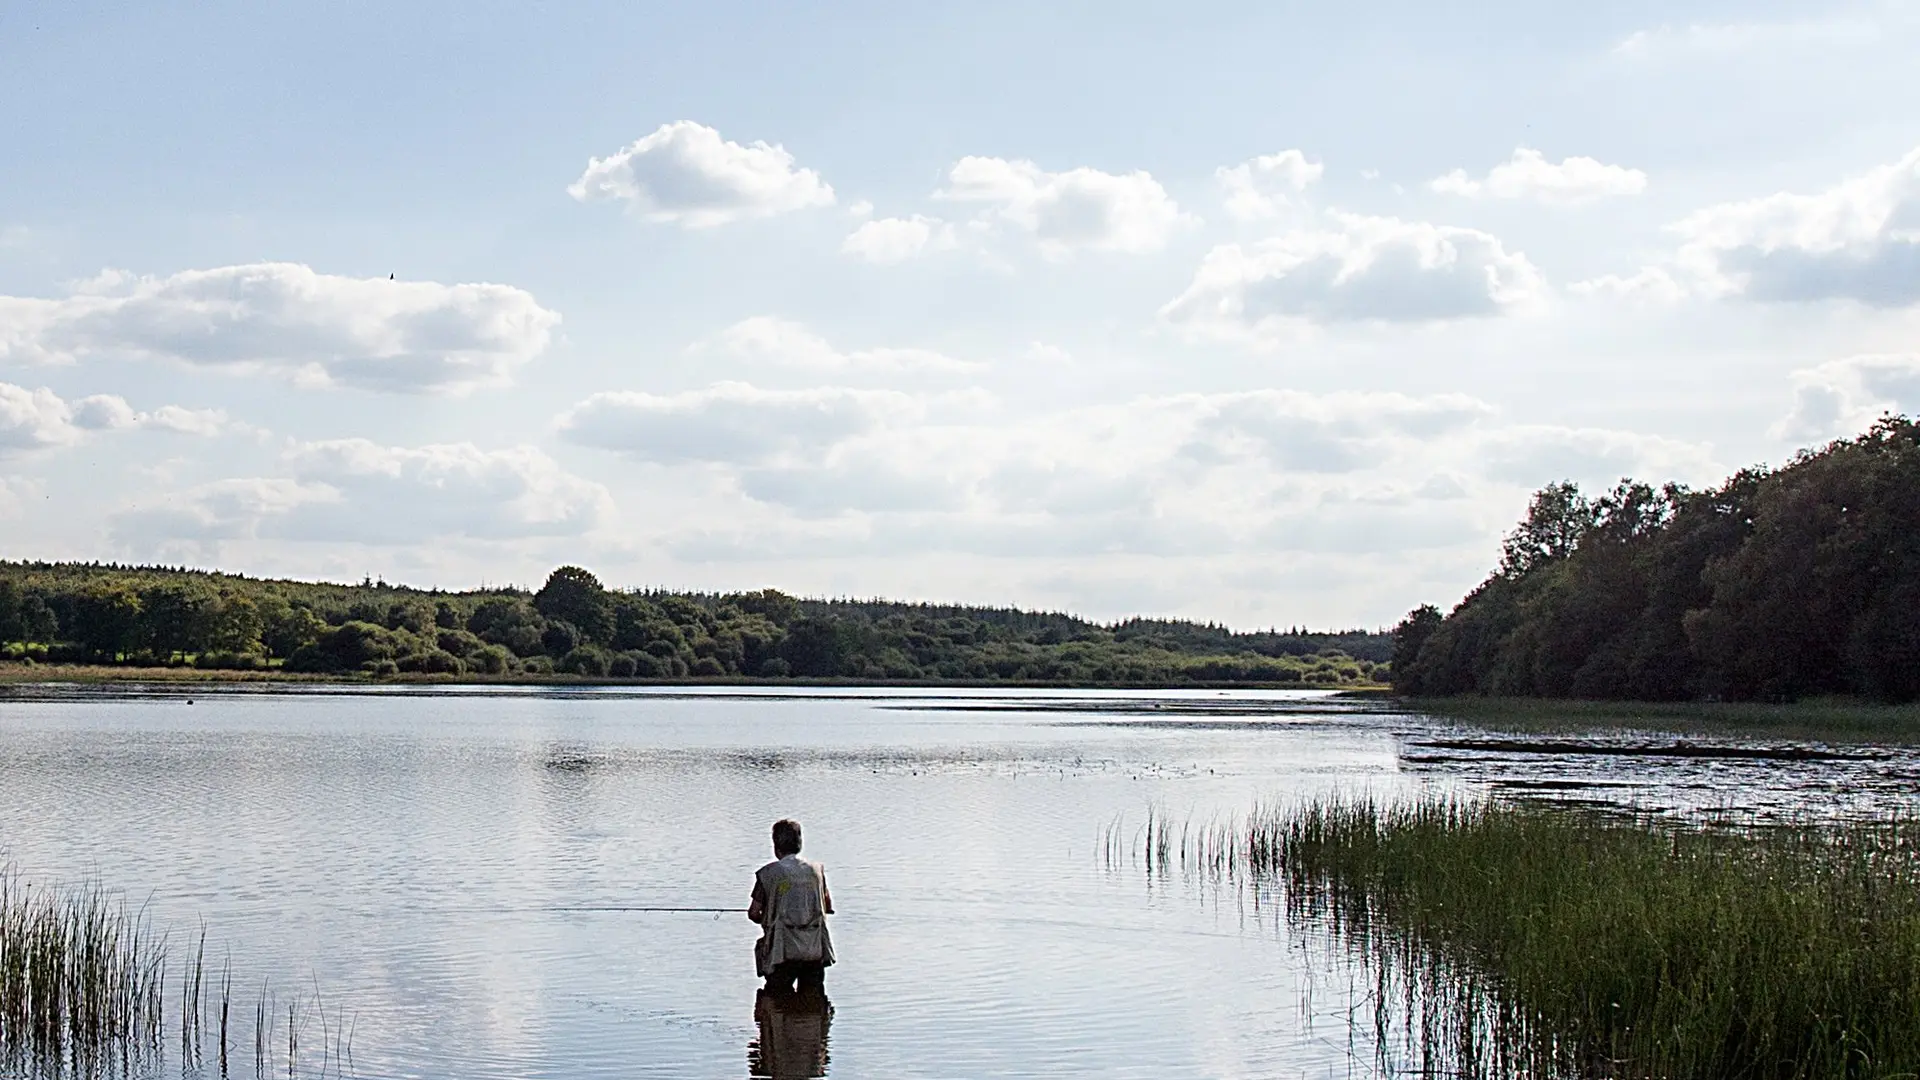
397;649;463;675
193;650;264;670
470;644;515;675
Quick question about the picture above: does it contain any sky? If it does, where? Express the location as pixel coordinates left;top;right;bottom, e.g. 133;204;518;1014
2;1;1918;629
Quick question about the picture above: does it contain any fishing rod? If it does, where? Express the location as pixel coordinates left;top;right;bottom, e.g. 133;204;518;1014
414;903;749;915
540;905;746;913
443;903;861;915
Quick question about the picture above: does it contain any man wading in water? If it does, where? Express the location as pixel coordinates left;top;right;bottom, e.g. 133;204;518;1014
749;818;836;992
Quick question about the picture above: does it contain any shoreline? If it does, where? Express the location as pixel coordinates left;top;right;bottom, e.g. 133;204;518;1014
1407;694;1920;742
0;662;1389;694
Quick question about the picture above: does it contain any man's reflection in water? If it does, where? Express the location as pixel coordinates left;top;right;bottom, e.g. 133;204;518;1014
748;986;833;1078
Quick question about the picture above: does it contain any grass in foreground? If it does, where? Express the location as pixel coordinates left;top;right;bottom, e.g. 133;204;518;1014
0;867;349;1077
1203;798;1920;1080
0;870;168;1071
1402;695;1920;743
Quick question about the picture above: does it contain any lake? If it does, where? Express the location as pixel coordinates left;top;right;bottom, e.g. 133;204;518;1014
1;686;1910;1079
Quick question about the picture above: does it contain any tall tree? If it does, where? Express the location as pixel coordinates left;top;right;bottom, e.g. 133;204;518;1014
69;586;143;659
534;566;613;642
1499;482;1596;577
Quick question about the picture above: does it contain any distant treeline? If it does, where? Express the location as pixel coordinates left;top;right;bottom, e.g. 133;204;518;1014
0;562;1387;685
1393;417;1920;703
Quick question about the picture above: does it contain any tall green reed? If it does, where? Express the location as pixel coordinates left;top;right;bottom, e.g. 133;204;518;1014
1158;797;1920;1080
1;865;352;1078
0;868;166;1072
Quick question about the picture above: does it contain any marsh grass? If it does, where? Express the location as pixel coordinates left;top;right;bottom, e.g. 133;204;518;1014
1404;695;1920;744
1;867;353;1078
0;870;166;1074
1132;797;1920;1079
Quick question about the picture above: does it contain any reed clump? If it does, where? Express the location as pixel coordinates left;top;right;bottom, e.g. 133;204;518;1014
0;869;166;1072
1239;797;1920;1080
0;866;349;1078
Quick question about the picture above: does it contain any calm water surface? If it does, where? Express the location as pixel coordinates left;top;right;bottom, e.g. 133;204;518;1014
0;686;1909;1079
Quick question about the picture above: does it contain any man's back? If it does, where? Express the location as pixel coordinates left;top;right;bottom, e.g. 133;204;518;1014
754;854;834;975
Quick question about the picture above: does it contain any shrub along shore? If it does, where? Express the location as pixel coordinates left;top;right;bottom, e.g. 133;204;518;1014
1229;797;1920;1080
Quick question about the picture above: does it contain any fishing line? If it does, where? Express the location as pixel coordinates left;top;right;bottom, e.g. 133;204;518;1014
439;904;863;915
540;906;746;913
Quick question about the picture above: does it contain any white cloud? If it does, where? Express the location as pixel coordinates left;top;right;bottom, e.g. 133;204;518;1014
278;440;610;543
0;383;81;454
1217;149;1323;220
740;456;966;519
936;156;1190;257
111;478;337;555
71;394;226;435
1669;146;1920;306
0;383;225;455
1613;19;1879;59
0;263;558;394
840;215;959;263
700;317;978;373
710;388;1493;520
1161;213;1545;338
1430;148;1647;204
110;441;609;557
1776;354;1920;441
557;381;921;465
567;120;834;227
1021;341;1072;365
1477;426;1720;488
0;475;38;518
142;405;229;436
1183;390;1494;473
69;394;137;431
1568;267;1688;303
644;385;1714;571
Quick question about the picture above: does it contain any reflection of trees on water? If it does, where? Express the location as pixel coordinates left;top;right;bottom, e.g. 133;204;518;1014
749;987;832;1078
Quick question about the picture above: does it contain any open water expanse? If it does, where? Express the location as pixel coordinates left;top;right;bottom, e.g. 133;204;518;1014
2;685;1915;1079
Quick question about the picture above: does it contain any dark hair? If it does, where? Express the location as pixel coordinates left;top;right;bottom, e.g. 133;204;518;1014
771;818;802;856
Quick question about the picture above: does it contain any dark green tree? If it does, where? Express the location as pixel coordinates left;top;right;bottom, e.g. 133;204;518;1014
69;586;143;659
1390;605;1442;693
137;584;215;659
780;616;845;677
534;566;613;642
1499;481;1596;577
0;580;19;642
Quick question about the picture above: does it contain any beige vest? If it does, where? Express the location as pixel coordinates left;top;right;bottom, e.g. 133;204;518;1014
755;855;835;975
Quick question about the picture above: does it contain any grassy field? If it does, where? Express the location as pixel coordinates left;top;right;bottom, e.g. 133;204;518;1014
1395;694;1920;743
1221;797;1920;1080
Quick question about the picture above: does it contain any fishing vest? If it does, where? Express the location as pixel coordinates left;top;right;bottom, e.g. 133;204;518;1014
755;854;835;975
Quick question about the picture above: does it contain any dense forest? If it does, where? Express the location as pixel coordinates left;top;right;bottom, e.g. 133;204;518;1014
1393;417;1920;703
0;562;1387;685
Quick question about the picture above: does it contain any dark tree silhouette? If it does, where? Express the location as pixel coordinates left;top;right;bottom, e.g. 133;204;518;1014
1396;417;1920;703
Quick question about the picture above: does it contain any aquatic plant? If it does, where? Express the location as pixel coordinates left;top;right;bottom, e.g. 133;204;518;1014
0;866;352;1078
0;870;166;1072
1180;797;1920;1079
